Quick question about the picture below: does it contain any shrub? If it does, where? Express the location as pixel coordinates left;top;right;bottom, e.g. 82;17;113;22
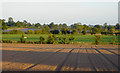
59;37;68;44
94;35;102;45
2;39;13;43
35;29;42;34
69;36;75;43
39;36;46;44
20;34;27;43
9;30;25;34
72;29;78;34
112;36;117;44
27;30;34;34
47;34;58;44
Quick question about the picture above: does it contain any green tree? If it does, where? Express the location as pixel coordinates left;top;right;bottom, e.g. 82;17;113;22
94;35;102;45
8;17;14;26
109;26;115;35
59;37;67;44
69;36;75;43
72;29;78;34
35;29;42;34
91;27;98;34
27;30;34;34
112;36;117;44
47;34;58;44
82;28;87;35
35;23;41;28
20;34;27;43
39;36;46;44
2;19;8;31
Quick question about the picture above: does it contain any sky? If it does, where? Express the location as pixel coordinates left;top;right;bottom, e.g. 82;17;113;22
1;1;119;25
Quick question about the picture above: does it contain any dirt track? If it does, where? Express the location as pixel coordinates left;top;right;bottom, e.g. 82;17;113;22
2;43;119;71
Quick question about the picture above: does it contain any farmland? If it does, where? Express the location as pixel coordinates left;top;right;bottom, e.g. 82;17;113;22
2;43;119;71
2;34;120;43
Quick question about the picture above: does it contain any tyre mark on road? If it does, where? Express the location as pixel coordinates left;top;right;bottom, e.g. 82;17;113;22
55;48;75;71
95;48;120;71
97;48;119;56
24;48;65;71
86;49;97;71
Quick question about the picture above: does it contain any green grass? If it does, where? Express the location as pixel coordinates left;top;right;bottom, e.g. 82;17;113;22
2;34;120;43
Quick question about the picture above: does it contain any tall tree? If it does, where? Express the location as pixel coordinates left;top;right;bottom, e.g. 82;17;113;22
2;19;8;31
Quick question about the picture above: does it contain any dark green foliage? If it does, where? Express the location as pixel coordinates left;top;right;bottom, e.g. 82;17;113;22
20;34;27;43
72;29;78;34
35;29;42;34
39;36;46;44
51;30;59;34
27;30;34;34
47;34;58;44
69;36;75;43
58;37;68;44
94;35;102;45
2;39;13;43
112;36;117;44
82;28;87;35
9;30;25;34
1;19;8;30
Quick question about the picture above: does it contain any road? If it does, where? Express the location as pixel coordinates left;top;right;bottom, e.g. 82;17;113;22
2;43;119;71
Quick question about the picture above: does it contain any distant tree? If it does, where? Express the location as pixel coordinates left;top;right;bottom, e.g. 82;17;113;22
59;24;63;30
72;29;78;34
27;30;34;34
115;23;120;30
59;37;67;44
94;35;102;45
49;22;55;29
35;23;41;28
69;36;75;43
112;36;117;44
35;29;42;34
59;31;62;35
7;17;14;26
63;23;67;28
82;28;87;35
39;36;46;44
9;30;25;34
2;19;8;31
104;27;108;32
94;25;103;33
44;25;50;33
109;26;115;35
20;34;27;43
61;27;67;34
103;23;108;29
47;34;58;44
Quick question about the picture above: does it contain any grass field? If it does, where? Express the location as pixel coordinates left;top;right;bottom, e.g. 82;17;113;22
2;34;120;43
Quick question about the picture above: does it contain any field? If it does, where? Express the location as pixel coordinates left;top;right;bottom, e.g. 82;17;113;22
2;34;120;43
2;43;119;71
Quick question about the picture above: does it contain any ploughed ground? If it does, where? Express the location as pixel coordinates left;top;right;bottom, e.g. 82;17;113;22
2;43;119;71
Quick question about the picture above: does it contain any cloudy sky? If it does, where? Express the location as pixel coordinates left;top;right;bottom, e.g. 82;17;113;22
1;1;119;25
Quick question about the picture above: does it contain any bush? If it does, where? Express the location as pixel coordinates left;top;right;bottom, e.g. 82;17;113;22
94;35;102;45
27;30;34;34
47;34;58;44
39;36;46;44
58;37;68;44
112;36;117;44
9;30;25;34
69;36;75;43
20;34;27;43
35;29;42;34
2;39;13;43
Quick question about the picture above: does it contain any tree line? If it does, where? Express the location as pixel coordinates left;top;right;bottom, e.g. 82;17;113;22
1;17;120;35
